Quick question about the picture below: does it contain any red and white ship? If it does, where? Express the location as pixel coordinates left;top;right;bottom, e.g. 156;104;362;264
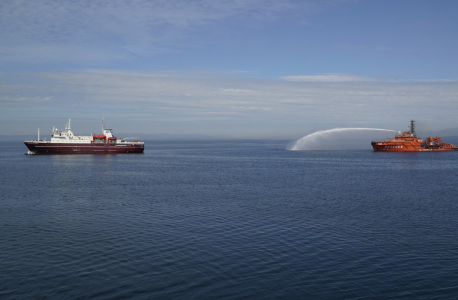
24;119;144;154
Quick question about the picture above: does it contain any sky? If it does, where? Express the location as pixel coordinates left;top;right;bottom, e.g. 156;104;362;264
1;0;458;138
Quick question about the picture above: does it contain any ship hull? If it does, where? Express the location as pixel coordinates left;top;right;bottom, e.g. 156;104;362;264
24;142;144;154
371;142;458;152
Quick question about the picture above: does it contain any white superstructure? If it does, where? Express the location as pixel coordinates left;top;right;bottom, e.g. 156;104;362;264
50;119;93;143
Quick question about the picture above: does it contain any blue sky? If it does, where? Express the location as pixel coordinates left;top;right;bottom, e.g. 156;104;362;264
1;0;458;138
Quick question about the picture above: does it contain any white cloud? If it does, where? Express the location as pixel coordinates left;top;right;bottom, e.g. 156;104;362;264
282;74;374;82
281;74;458;83
0;0;312;63
219;88;260;94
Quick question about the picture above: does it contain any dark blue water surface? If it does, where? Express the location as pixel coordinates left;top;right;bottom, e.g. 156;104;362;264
1;140;458;299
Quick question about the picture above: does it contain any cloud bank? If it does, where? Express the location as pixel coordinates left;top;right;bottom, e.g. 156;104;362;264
1;70;458;137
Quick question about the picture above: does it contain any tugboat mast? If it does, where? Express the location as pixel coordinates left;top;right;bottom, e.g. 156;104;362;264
409;119;416;136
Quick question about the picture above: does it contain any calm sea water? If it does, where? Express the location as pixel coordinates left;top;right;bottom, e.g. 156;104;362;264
1;140;458;299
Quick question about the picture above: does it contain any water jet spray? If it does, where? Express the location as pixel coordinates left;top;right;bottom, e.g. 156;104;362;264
288;128;396;151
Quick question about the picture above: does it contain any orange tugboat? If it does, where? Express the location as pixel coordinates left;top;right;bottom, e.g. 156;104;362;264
371;120;458;152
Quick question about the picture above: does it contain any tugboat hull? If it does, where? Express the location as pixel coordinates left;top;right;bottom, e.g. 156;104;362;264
371;142;458;152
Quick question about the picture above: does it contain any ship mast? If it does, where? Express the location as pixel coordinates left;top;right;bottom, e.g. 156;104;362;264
409;119;416;136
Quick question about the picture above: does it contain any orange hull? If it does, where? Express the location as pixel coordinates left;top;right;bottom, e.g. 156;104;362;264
371;120;458;152
371;141;458;152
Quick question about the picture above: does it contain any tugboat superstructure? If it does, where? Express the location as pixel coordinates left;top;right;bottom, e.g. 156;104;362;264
24;119;144;154
371;120;458;152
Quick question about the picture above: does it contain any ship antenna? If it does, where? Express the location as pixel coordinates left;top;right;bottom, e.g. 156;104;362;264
409;119;416;136
102;117;105;131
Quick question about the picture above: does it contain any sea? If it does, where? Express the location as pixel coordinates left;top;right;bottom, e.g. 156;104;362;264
1;139;458;299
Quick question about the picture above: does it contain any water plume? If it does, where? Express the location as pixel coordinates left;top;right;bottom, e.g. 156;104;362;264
288;128;396;151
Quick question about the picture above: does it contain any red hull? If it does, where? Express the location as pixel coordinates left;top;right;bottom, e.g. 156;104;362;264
371;143;458;152
24;142;144;154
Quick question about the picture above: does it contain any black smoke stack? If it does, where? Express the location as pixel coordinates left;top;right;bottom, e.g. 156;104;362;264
409;120;416;136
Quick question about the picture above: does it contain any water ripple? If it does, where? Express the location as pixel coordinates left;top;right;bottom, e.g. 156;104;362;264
1;140;458;299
